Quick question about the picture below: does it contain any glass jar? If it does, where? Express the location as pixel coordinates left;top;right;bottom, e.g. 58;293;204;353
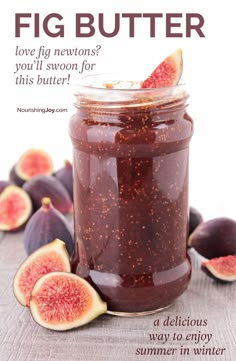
69;75;193;316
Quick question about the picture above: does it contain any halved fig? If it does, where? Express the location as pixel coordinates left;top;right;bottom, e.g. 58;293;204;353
15;149;53;181
24;197;74;257
13;239;71;307
188;217;236;258
30;272;107;331
141;48;183;88
23;175;72;214
54;160;73;201
201;255;236;282
0;185;32;231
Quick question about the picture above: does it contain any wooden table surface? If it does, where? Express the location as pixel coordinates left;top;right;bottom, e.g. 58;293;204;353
0;231;235;361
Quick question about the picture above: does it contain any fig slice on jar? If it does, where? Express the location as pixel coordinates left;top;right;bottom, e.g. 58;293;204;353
141;48;183;89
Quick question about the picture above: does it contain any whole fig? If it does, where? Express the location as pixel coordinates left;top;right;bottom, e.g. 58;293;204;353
0;180;12;193
189;207;203;236
54;160;73;201
189;217;236;259
24;197;74;257
23;175;72;214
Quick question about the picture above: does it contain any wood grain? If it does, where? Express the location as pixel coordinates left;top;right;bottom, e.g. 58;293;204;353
0;232;235;361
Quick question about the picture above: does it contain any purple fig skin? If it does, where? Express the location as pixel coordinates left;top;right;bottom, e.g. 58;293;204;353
9;165;25;186
189;207;203;236
54;160;73;201
189;217;236;259
23;175;72;214
0;180;12;193
24;197;74;257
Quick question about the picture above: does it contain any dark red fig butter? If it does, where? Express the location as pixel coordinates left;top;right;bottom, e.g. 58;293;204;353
70;75;193;315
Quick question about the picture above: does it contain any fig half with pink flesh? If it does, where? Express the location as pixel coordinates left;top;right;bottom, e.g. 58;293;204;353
30;272;107;331
0;185;32;231
201;255;236;282
13;239;71;307
15;148;53;181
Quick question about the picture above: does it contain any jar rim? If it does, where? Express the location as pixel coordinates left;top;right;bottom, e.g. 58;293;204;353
74;73;188;110
74;73;185;93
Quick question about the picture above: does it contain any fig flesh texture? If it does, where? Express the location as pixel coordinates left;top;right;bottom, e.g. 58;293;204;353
24;197;74;257
188;217;236;259
13;239;71;307
0;180;12;193
23;175;72;214
15;148;53;181
54;160;73;201
30;272;107;331
9;165;25;186
141;48;183;88
189;206;203;236
0;185;32;231
201;255;236;282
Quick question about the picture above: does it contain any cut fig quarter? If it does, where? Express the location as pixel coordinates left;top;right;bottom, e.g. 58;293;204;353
15;148;53;181
30;272;107;331
0;185;32;231
141;48;183;89
201;255;236;282
13;239;71;307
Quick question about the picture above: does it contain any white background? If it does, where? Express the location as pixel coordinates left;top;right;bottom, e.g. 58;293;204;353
1;0;236;221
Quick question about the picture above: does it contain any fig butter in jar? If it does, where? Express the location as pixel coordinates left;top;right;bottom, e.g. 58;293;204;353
69;74;193;316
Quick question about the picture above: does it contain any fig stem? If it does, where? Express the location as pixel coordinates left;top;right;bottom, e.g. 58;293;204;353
41;197;52;210
64;160;72;168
